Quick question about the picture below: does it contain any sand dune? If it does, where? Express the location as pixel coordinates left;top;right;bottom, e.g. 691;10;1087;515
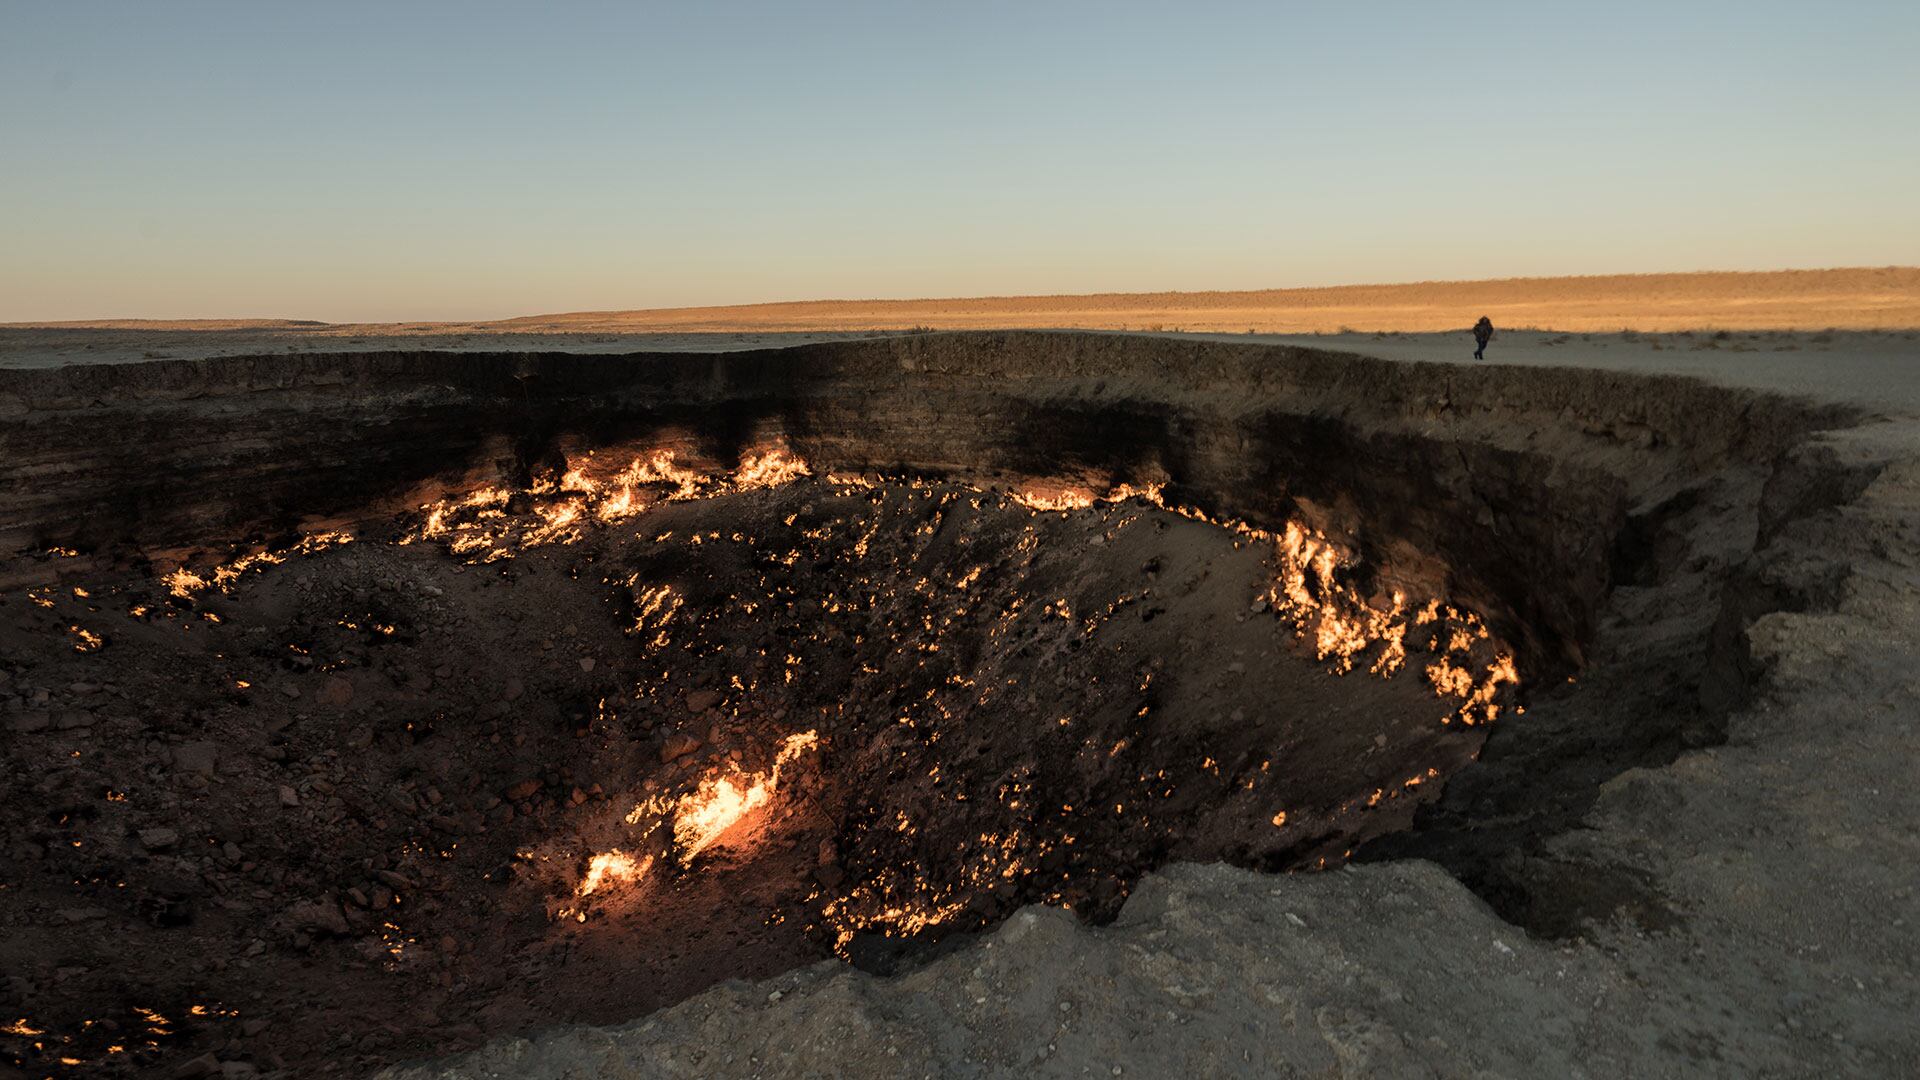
8;267;1918;336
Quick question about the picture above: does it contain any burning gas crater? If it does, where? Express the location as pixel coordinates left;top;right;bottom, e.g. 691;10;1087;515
10;435;1527;1073
329;440;1522;957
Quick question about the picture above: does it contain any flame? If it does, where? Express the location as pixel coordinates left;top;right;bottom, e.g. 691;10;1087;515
627;449;706;501
522;498;585;546
998;476;1519;725
1013;486;1096;512
1014;480;1164;513
596;483;644;523
162;532;353;597
577;850;652;897
369;457;1517;730
732;448;812;491
408;445;813;559
1430;650;1519;725
672;730;820;863
1268;521;1418;676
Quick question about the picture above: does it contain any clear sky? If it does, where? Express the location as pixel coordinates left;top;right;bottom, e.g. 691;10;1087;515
3;1;1916;322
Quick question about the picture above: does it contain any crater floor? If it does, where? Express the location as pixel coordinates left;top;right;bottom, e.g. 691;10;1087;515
0;474;1509;1077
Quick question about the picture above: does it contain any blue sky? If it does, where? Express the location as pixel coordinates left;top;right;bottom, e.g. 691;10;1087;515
3;1;1916;321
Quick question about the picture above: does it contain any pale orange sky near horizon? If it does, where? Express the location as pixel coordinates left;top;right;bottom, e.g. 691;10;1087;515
4;3;1917;323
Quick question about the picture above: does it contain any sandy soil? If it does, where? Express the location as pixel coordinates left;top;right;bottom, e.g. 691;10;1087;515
5;268;1916;350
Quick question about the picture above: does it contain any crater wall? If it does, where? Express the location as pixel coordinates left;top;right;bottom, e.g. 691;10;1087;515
0;331;1849;677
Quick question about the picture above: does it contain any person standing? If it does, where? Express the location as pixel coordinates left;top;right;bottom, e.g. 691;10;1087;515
1472;316;1494;360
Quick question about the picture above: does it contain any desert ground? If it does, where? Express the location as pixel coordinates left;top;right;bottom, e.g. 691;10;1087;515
3;273;1919;1079
9;267;1917;340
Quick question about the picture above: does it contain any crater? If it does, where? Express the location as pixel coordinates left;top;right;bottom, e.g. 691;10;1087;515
0;332;1854;1076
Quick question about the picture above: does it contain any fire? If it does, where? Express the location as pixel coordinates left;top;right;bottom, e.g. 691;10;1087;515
596;482;644;523
1270;521;1415;675
408;444;816;559
1433;650;1520;725
629;584;683;638
732;447;812;490
577;850;652;897
626;449;706;501
817;823;1047;953
162;531;353;597
522;498;585;546
163;568;208;596
1014;486;1096;512
991;475;1520;725
672;730;820;863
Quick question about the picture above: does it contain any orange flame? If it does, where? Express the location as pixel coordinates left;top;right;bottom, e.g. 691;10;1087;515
577;850;652;897
672;730;820;863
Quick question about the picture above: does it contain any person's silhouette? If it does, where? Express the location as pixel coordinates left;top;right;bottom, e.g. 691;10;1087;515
1472;316;1494;360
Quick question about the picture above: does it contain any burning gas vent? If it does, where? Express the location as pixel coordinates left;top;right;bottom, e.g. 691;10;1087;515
27;333;1830;1078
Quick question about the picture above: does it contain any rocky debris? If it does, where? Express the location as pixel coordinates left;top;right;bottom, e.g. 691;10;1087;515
169;1052;222;1078
285;899;351;937
316;675;355;707
683;689;721;714
140;826;181;850
174;740;220;777
658;732;703;763
53;907;111;925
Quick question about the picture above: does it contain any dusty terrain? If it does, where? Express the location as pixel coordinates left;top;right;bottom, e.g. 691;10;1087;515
5;268;1916;352
2;329;1917;1078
